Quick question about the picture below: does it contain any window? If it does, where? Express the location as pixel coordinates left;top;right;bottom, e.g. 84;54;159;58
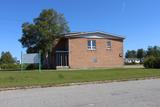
88;40;96;50
107;41;112;49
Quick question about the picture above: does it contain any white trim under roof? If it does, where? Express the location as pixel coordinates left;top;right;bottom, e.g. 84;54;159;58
64;31;125;40
79;35;104;38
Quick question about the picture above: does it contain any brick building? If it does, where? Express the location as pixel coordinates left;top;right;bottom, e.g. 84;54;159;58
50;32;125;69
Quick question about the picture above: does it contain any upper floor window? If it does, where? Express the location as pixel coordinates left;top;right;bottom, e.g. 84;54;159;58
88;40;96;50
107;41;112;49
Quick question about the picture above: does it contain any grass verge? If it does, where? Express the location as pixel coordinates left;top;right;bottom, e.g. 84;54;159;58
0;68;160;88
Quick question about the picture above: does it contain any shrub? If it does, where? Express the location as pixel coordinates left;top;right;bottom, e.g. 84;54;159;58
0;64;20;70
26;64;38;70
143;56;160;68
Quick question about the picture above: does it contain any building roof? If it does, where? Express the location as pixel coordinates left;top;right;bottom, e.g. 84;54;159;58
64;31;125;40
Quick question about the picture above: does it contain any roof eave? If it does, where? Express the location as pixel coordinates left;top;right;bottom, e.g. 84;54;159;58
64;32;125;40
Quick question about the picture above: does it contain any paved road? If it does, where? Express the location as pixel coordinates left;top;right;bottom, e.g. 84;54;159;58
1;79;160;107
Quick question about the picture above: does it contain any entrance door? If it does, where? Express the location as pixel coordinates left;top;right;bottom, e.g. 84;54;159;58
55;51;69;68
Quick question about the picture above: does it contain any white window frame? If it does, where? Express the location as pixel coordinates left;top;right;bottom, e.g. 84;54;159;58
88;40;96;50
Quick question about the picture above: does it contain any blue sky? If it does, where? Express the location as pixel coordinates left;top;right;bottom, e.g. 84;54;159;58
0;0;160;59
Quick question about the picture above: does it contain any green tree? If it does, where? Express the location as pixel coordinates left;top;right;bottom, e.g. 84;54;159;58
0;51;15;64
146;46;160;57
137;49;146;63
125;50;137;58
19;9;70;68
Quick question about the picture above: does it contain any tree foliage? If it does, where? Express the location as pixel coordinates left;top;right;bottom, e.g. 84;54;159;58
137;49;146;59
146;46;160;57
19;9;70;68
0;51;15;64
19;9;70;54
143;46;160;69
125;49;146;64
144;56;160;68
125;50;137;58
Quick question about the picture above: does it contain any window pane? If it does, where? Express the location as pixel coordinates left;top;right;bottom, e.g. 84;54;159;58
88;40;91;47
92;40;96;47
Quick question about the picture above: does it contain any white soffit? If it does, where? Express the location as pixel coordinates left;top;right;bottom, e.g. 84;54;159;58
79;35;104;38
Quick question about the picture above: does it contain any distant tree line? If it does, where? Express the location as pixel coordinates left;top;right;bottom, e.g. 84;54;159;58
125;48;146;63
125;46;160;68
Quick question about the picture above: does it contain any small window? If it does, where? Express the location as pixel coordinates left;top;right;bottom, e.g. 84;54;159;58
88;40;96;50
107;41;112;49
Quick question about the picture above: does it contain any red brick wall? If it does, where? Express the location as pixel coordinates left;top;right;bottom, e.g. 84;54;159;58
68;38;124;69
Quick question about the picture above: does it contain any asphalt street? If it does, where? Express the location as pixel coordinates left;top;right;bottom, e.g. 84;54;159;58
1;79;160;107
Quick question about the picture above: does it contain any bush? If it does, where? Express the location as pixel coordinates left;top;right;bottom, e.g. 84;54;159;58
143;56;160;68
0;64;20;70
26;64;38;70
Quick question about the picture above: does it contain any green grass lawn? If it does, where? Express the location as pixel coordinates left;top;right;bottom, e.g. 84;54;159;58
0;68;160;88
